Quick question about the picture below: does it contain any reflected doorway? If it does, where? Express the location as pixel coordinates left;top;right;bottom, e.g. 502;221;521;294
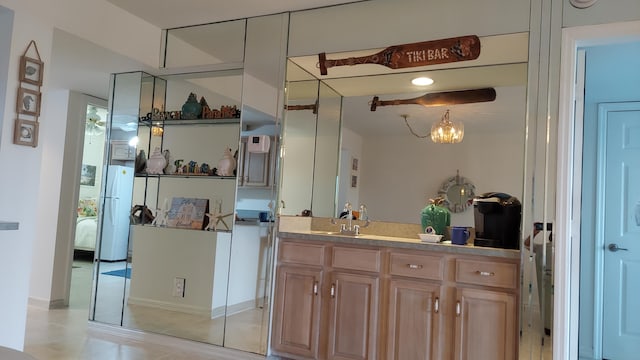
70;103;108;309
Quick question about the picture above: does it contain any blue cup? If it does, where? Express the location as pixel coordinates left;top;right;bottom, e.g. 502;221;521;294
451;227;470;245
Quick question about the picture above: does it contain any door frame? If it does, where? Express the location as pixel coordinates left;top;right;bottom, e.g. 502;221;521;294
557;19;640;360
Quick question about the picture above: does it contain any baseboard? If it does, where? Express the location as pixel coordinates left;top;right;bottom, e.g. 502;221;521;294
127;296;211;317
211;297;266;319
28;297;67;309
87;322;265;360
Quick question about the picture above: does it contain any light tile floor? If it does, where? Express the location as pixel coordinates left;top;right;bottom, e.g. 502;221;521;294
24;259;270;360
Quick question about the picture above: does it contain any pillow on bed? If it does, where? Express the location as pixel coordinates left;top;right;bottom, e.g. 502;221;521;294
78;199;98;217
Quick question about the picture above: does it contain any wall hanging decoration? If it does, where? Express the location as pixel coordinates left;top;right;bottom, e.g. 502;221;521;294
285;99;319;114
13;119;39;147
14;40;44;147
369;87;496;111
318;35;480;75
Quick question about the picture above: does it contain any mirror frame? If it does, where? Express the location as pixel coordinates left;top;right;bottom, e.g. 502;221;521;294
437;172;476;213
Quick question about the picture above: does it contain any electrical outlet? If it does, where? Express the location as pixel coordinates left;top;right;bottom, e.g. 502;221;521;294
173;277;185;297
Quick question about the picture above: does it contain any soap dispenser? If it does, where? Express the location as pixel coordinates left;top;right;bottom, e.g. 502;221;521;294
421;197;451;236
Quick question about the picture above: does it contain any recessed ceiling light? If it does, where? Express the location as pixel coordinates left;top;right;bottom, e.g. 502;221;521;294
411;77;434;86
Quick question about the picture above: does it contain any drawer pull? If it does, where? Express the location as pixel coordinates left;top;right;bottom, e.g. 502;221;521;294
407;263;423;269
434;297;439;313
456;301;461;317
330;283;336;298
313;281;318;295
476;270;495;277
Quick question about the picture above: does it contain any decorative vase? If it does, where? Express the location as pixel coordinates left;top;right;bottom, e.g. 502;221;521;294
420;198;451;236
181;92;202;119
147;147;167;174
217;147;236;176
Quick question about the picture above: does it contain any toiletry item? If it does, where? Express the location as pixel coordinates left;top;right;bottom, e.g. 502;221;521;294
421;197;451;236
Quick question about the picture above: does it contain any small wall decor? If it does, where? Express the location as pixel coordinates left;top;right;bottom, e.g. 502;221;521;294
80;164;97;186
318;35;480;75
13;119;39;147
19;52;44;86
16;87;41;116
14;40;43;147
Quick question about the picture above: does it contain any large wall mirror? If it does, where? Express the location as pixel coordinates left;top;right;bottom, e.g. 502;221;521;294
282;27;552;359
90;13;288;356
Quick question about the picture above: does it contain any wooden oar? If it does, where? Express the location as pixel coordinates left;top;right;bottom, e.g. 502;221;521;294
370;88;496;111
319;35;480;75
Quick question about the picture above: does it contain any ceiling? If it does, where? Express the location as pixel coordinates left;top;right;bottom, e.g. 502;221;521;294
105;0;367;29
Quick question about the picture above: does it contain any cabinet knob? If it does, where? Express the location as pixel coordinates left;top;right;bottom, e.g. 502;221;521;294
456;301;461;317
330;283;336;298
434;297;439;313
407;263;423;269
313;281;318;295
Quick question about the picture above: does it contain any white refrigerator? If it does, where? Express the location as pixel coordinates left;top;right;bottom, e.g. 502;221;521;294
99;165;134;261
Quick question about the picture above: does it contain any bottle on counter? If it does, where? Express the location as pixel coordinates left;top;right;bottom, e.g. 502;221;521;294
421;197;451;236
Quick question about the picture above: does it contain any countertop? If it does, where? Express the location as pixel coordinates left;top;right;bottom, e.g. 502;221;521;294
278;216;520;260
0;221;19;230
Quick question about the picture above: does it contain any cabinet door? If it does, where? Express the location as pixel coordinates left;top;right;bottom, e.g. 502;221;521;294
387;279;440;360
327;272;379;360
271;265;322;358
454;287;517;360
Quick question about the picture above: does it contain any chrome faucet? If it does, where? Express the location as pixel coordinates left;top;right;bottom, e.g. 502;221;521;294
331;202;370;235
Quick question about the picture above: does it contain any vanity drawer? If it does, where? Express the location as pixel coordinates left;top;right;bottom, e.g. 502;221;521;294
389;252;443;280
279;241;324;266
332;246;381;272
455;258;518;289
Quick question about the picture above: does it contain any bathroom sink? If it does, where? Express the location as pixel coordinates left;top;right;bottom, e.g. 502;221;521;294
310;230;363;237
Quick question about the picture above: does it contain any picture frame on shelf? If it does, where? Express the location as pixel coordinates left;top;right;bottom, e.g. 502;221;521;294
13;119;39;147
167;197;209;230
17;87;41;116
19;55;44;86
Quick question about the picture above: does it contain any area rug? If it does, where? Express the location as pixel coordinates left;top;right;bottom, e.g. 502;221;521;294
101;268;131;279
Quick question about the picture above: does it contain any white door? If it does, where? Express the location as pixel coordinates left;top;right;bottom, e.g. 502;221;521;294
599;102;640;359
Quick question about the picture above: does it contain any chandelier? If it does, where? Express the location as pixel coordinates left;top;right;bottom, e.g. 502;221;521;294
430;110;464;144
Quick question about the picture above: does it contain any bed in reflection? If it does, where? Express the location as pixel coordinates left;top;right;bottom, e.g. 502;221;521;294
75;199;98;257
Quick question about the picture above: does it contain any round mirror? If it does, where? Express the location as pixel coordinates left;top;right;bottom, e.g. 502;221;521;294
437;171;475;213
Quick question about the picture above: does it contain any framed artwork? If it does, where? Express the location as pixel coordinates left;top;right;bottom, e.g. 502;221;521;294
352;157;359;171
17;87;41;116
80;164;97;186
13;119;39;147
351;175;358;188
167;197;209;230
19;56;44;86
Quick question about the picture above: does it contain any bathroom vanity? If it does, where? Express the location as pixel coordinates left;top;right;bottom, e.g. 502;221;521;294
272;216;520;360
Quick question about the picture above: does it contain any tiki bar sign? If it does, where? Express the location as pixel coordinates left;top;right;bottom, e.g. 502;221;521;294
318;35;480;75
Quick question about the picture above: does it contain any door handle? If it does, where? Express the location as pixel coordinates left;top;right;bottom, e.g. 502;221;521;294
608;243;629;252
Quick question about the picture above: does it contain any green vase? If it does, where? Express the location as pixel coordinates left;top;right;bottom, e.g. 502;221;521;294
421;200;451;235
181;92;202;119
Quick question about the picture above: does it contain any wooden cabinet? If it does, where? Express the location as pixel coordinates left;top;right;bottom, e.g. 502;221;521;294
453;258;518;360
453;287;517;360
272;241;381;360
387;279;440;360
271;265;323;358
272;238;519;360
327;272;379;360
238;136;272;187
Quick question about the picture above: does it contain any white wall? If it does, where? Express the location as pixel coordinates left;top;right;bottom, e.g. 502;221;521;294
0;0;161;349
